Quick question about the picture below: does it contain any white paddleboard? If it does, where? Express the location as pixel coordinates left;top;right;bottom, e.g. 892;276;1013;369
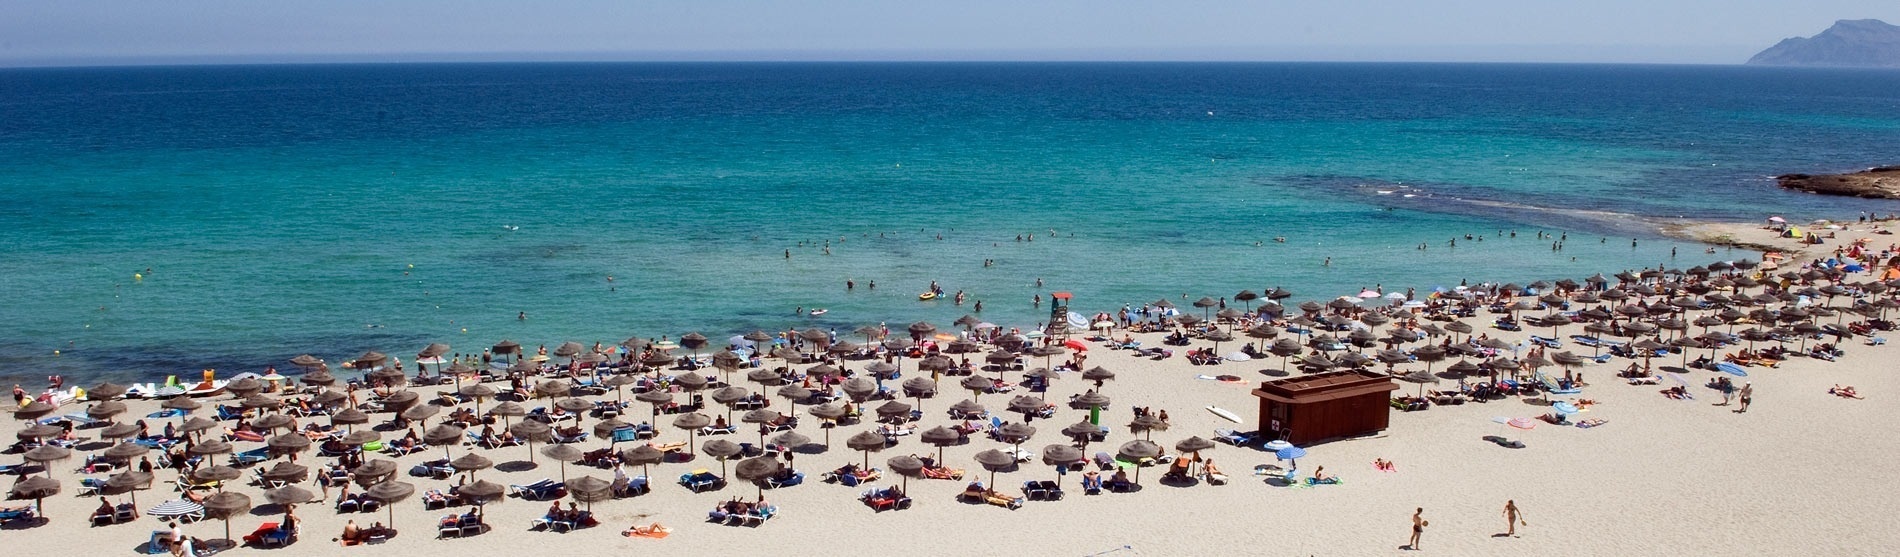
1206;406;1242;424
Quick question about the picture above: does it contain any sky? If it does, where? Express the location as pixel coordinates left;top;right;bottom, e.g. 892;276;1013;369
0;1;1895;66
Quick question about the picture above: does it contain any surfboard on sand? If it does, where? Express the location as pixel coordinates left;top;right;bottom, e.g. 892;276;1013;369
1206;406;1241;423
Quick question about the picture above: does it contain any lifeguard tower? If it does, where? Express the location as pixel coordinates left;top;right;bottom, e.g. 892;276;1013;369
1046;291;1074;340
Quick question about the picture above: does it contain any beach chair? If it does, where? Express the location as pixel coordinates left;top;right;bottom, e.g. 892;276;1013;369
678;470;724;493
764;470;805;489
615;476;651;497
610;427;641;444
1214;429;1257;447
229;447;271;467
422;489;451;510
508;479;564;501
1092;452;1115;470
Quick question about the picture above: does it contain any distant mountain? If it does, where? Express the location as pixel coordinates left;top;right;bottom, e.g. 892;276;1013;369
1748;19;1900;67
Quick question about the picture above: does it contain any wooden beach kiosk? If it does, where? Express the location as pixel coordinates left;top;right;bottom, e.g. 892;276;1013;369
1252;370;1399;446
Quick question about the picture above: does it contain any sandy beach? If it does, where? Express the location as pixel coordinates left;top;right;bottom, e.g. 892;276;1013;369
7;218;1900;557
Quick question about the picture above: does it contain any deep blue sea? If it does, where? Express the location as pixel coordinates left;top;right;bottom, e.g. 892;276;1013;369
3;62;1898;383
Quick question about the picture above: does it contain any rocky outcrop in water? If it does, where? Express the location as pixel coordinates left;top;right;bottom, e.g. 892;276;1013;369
1748;19;1900;67
1776;167;1900;199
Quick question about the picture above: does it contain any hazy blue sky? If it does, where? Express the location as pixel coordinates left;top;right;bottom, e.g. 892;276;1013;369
1;1;1894;66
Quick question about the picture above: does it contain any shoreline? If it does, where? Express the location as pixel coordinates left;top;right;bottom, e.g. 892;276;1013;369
7;213;1900;555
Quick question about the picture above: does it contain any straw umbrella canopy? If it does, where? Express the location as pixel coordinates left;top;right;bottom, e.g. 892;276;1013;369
742;409;783;447
10;475;58;520
226;377;265;398
846;430;889;470
160;396;202;413
363;481;414;528
873;400;911;422
1081;366;1116;388
330;407;369;430
902;377;937;413
535;380;573;400
337;430;380;448
457;480;506;505
702;440;742;477
298;370;337;387
83;382;129;399
672;412;712;455
566;475;613;511
1071;390;1111;424
266;434;311;460
554;397;594;417
509;420;552;464
541;444;584;482
710;386;751;422
103;440;150;461
1007;396;1046;421
104;470;153;505
841;377;879;404
887;454;925;492
351;459;398;486
175;417;218;439
400;403;440;427
198;489;252;549
618;445;666;480
1026;345;1067;375
1128;414;1168;440
309;389;349;407
191;465;242;491
949;399;986;418
16;423;60;442
734;457;782;499
773;385;810;419
921;426;963;462
973;449;1016;488
240;395;282;412
916;355;953;379
807;404;847;447
13;401;57;421
863;361;898;382
99;421;142;441
451;452;493;480
414;424;463;460
487;401;526;428
1117;440;1163;484
995;422;1036;457
600;374;640;405
771;431;812;455
265;486;317;507
251;413;295;432
21;445;70;474
261;461;308;484
188;439;233;466
1042;444;1085;487
960;375;993;401
747;368;785;388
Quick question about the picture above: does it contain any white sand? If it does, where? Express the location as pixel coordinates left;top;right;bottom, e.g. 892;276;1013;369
7;220;1900;557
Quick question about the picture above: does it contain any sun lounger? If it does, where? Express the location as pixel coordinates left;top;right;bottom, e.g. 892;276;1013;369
861;486;913;511
508;479;565;500
764;470;805;489
678;470;725;493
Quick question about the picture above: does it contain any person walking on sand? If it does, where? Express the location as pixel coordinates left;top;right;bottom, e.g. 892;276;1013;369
1409;507;1427;550
1503;500;1526;537
1738;382;1753;413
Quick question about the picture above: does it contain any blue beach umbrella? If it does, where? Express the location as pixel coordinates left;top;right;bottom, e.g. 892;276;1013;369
1714;362;1748;377
1275;446;1307;469
1551;401;1580;415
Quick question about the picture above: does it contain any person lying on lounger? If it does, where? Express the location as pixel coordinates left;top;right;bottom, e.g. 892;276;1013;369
623;522;669;536
1830;385;1864;399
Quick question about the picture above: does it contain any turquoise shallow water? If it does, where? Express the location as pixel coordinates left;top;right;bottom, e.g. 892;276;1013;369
3;62;1899;383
